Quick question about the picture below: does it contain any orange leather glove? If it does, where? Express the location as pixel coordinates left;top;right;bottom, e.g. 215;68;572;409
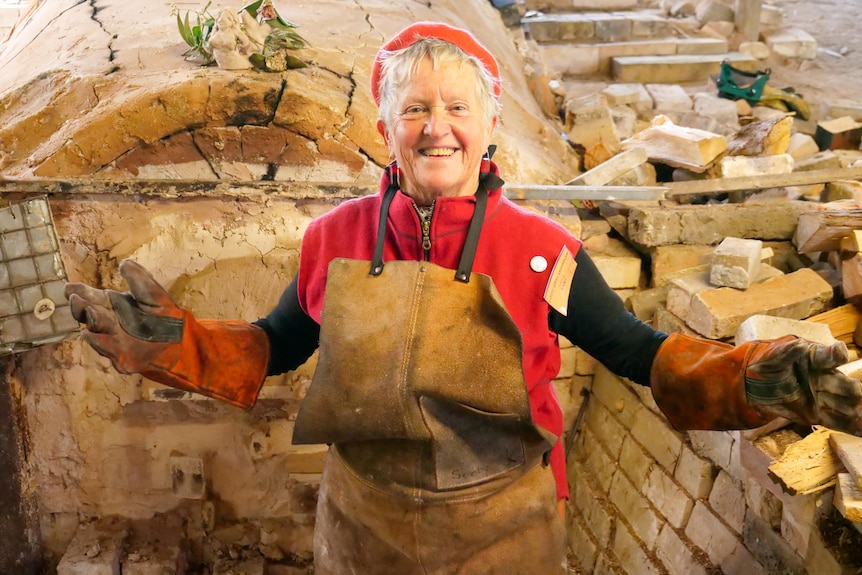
651;333;862;434
65;259;269;408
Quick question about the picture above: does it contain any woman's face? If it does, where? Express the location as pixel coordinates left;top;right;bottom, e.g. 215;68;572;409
377;57;497;206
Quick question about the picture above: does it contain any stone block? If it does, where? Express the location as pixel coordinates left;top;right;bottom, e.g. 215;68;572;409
629;12;671;37
525;13;595;42
675;444;715;499
676;36;729;55
612;52;758;84
569;459;615;547
540;44;600;76
586;400;628;459
787;132;820;161
822;99;862;122
743;509;807;575
708;471;745;534
613;523;663;575
609;471;664;548
602;83;651;106
795;150;842;172
619;435;653;486
591;364;644;430
666;270;712;322
646;84;692;114
685;502;768;575
713;153;794;179
631;406;683;470
574;347;598;375
610;105;639;139
591;13;632;38
123;516;186;575
645;466;694;529
57;519;129;575
760;4;784;27
689;430;735;474
627;284;669;322
739;41;771;60
687;268;834;339
650;245;713;286
700;20;735;38
781;492;829;559
564;93;620;150
571;425;616;493
763;27;818;59
656;525;709;575
652;304;700;336
695;0;735;24
692;92;739;128
710;236;762;289
735;314;837;345
567;517;598;573
596;39;678;74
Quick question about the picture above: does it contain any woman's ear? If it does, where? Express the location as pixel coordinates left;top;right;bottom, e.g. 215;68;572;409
376;119;390;148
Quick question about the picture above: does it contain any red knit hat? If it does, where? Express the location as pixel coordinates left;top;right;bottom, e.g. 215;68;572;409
370;21;502;106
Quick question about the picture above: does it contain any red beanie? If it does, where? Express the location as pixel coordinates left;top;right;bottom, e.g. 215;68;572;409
370;21;501;106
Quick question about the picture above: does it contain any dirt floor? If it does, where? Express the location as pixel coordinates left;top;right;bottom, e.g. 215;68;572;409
754;0;862;117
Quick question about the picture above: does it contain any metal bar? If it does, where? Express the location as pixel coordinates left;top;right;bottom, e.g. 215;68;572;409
667;165;862;198
504;185;667;201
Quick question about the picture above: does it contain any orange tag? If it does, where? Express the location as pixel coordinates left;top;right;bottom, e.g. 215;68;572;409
544;246;577;316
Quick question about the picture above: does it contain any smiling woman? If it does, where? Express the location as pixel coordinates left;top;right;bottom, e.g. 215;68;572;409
64;18;862;575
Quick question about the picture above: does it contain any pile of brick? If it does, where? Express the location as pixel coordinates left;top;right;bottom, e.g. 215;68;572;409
509;2;862;573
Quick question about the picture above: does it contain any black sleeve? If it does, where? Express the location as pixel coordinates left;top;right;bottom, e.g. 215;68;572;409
253;274;321;376
548;248;667;386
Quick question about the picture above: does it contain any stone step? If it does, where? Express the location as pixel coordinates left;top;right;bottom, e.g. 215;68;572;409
540;36;728;76
611;52;760;84
524;10;673;43
525;0;639;12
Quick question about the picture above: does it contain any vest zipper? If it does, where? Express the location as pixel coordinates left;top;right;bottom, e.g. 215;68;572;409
414;201;435;261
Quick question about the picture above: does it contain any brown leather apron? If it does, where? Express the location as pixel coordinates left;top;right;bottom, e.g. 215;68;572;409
293;183;567;574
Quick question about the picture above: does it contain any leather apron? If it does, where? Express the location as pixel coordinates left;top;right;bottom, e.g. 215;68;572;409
293;179;568;574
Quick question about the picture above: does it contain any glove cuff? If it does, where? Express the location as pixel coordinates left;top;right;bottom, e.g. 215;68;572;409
142;311;270;409
650;333;774;430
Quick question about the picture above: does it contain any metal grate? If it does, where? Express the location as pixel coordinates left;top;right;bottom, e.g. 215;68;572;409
0;197;78;355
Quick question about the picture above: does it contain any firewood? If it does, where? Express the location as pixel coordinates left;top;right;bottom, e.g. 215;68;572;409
806;303;862;344
767;426;844;495
726;115;793;157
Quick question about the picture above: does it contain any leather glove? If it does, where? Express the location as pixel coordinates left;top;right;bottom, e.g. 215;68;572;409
65;259;270;408
651;333;862;434
745;335;862;434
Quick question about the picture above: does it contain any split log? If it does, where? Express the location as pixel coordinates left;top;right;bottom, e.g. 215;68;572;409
767;426;844;495
795;206;862;253
726;115;793;157
621;115;727;173
806;303;862;344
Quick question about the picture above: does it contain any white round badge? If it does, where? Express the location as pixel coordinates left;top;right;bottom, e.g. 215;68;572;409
530;255;548;273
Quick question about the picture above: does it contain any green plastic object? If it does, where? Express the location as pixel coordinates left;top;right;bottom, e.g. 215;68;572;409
716;60;771;104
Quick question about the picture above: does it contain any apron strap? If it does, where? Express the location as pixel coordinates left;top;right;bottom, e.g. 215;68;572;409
371;151;505;281
370;180;399;276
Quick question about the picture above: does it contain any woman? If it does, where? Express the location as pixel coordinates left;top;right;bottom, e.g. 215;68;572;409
66;21;862;575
